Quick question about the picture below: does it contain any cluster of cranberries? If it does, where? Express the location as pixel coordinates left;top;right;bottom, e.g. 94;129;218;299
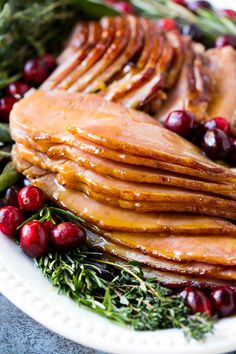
164;110;236;164
0;185;86;258
180;286;236;318
0;54;56;123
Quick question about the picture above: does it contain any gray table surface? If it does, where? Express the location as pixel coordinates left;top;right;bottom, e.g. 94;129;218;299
0;294;104;354
0;293;235;354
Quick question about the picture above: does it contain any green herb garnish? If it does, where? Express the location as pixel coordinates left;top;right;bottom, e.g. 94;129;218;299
37;248;214;339
0;161;19;192
129;0;236;41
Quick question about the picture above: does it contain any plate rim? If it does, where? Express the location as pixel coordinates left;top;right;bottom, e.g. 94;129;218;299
1;1;236;353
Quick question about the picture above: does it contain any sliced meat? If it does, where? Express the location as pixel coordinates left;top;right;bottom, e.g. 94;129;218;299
10;90;236;180
87;231;236;281
206;46;236;133
46;145;236;199
41;22;102;91
141;268;236;289
69;119;234;175
154;41;211;121
67;17;129;92
11;153;236;236
57;17;117;90
104;20;163;102
14;144;236;219
116;37;174;108
84;15;144;93
102;231;236;266
57;22;89;64
29;135;235;183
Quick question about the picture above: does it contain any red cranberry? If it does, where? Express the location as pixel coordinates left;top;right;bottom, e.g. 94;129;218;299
40;54;57;72
158;18;178;31
204;117;230;135
187;0;213;12
180;287;213;316
3;186;20;206
113;2;134;14
164;110;196;138
191;121;206;145
0;97;18;122
18;186;45;212
23;58;49;86
171;0;187;7
20;220;49;258
221;9;236;18
181;23;203;41
6;81;30;98
215;35;236;50
0;206;24;238
202;128;231;160
211;287;236;317
50;222;86;251
42;219;56;233
226;139;236;166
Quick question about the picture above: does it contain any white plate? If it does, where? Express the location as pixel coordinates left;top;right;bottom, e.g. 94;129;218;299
1;1;236;353
1;233;236;354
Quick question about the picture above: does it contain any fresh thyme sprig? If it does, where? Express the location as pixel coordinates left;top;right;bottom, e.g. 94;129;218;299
0;0;77;89
37;245;214;340
17;205;85;230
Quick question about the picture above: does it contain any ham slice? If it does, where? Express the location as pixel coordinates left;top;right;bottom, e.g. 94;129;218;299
57;22;89;64
67;17;130;92
117;37;173;108
57;17;117;90
10;90;236;181
87;231;236;281
13;138;236;199
42;22;102;91
70;117;224;172
104;22;163;102
206;46;236;133
15;143;236;219
41;16;236;132
102;231;236;266
11;153;236;268
141;268;236;289
82;15;144;94
26;135;236;183
12;153;236;237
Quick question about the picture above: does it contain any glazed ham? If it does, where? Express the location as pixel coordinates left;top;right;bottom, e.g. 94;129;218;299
10;15;236;287
13;144;236;219
42;15;236;128
10;90;235;179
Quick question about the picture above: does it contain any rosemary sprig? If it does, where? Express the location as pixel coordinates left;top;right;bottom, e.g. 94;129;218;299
37;247;214;339
130;0;236;41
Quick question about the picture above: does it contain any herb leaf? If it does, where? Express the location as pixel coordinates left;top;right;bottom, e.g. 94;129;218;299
0;123;12;143
37;247;214;340
74;0;119;19
0;161;19;192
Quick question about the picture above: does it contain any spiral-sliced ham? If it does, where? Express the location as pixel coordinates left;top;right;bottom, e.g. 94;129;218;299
11;90;236;180
11;153;236;237
86;232;236;281
14;144;236;219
